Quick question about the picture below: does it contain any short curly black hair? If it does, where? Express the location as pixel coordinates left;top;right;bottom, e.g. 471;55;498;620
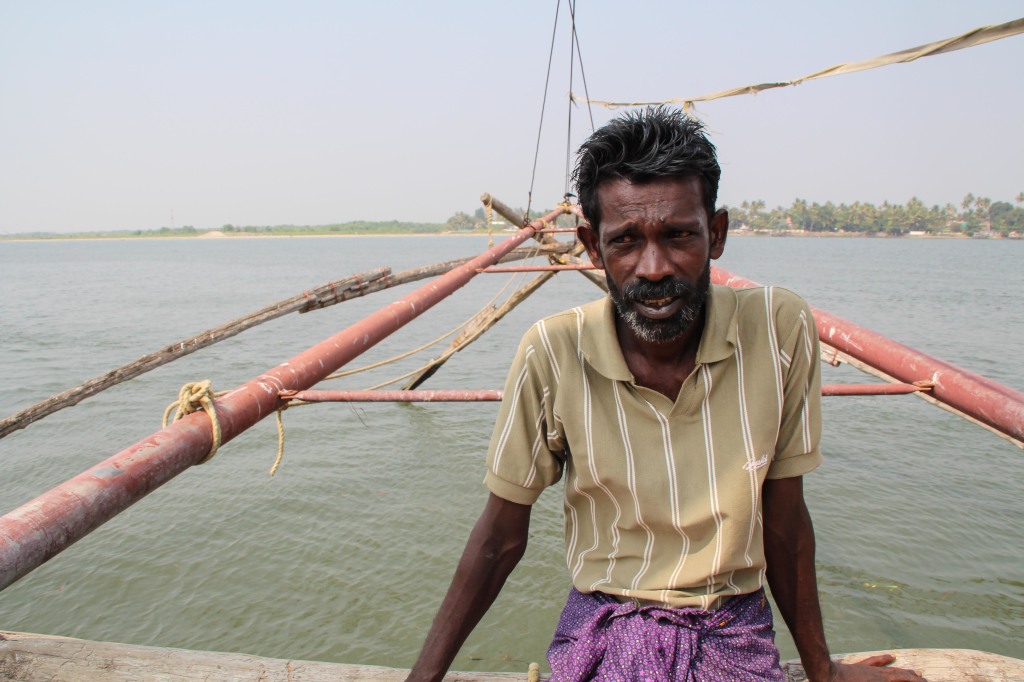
573;106;721;230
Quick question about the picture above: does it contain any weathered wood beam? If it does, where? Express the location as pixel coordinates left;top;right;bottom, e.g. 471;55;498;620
0;631;537;681
3;632;1023;681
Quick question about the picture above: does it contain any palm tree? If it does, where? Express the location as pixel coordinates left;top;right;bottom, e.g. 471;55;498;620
791;198;809;230
974;196;993;231
906;197;928;231
750;200;766;230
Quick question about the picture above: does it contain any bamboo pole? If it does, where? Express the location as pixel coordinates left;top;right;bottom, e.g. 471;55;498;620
484;193;607;292
481;193;530;231
402;270;556;390
401;197;583;390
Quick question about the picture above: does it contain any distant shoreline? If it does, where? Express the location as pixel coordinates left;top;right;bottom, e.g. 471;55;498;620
0;231;479;244
3;230;1015;243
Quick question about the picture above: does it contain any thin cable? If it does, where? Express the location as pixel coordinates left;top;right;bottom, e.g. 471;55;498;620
527;0;562;223
563;0;577;197
569;1;595;132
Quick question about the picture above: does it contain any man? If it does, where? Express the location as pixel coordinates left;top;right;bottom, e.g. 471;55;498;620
408;108;925;681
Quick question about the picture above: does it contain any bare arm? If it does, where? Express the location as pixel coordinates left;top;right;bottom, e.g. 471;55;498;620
406;492;532;682
763;476;926;682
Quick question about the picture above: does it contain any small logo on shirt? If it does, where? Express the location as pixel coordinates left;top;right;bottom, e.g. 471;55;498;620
743;454;770;471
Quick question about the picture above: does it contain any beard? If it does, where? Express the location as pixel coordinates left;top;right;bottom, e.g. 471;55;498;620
606;262;711;344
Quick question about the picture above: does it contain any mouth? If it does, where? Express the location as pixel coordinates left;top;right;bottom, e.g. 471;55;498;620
633;295;683;319
641;296;675;309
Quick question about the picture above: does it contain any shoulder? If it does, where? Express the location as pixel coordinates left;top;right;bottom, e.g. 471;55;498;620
732;286;812;331
522;297;603;347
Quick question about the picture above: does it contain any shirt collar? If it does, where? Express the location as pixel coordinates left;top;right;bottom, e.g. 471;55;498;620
579;284;738;381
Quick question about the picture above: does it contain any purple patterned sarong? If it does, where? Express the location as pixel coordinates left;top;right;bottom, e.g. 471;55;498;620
547;588;783;681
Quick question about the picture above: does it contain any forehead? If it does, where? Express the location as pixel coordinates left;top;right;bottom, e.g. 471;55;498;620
595;176;705;226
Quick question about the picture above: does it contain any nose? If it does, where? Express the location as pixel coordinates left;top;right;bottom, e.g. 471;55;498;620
635;242;673;282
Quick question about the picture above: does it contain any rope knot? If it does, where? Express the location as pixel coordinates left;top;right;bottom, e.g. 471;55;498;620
163;380;222;464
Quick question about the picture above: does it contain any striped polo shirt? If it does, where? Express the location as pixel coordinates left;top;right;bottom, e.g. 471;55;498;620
484;284;823;609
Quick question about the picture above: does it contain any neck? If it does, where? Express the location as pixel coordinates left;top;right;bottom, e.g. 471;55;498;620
615;306;707;398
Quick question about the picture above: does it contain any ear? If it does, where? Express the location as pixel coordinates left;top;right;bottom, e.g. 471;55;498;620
577;222;604;270
709;208;728;260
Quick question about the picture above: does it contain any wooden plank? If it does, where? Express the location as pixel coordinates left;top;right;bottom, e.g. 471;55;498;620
784;648;1024;682
3;632;1023;681
0;632;529;681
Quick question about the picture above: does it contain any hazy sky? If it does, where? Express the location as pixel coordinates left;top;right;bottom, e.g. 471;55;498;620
2;1;1022;233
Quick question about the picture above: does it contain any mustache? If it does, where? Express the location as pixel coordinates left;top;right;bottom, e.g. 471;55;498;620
620;278;696;302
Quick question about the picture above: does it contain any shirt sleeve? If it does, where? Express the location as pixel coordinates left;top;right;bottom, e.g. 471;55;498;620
767;294;824;479
484;326;565;505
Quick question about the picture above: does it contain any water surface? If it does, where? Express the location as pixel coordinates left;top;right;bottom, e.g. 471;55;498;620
1;234;1021;672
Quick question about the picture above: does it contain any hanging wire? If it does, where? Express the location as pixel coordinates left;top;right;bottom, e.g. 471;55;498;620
527;0;563;224
569;0;596;132
563;0;595;203
563;0;577;198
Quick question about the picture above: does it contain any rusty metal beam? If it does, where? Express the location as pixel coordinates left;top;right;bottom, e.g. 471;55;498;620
282;390;503;402
0;207;569;592
288;385;925;401
821;383;928;396
479;264;598;273
712;267;1024;446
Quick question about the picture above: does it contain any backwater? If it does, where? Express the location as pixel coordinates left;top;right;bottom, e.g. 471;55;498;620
1;234;1021;672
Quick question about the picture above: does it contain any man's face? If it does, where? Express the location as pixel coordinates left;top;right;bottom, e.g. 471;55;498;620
578;175;728;344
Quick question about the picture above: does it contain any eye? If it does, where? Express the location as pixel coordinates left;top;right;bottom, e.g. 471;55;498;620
609;233;637;244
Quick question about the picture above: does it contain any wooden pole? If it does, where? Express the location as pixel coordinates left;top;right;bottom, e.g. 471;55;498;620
402;270;556;390
401;197;587;390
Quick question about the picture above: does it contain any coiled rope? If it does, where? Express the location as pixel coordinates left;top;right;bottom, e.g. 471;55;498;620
162;380;224;464
163;380;288;476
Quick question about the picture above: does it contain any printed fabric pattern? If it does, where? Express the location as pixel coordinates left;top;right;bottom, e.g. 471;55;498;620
547;587;784;681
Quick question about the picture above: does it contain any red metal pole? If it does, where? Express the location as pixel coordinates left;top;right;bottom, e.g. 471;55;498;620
0;207;568;591
282;389;504;402
480;264;597;273
821;383;925;396
287;386;924;400
711;267;1024;444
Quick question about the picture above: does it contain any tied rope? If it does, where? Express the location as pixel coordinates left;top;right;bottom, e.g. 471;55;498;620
269;405;286;477
162;380;224;464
